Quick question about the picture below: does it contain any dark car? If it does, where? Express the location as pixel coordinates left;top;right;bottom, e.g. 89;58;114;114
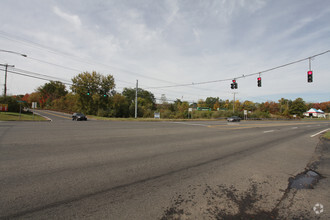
227;116;241;122
72;113;87;121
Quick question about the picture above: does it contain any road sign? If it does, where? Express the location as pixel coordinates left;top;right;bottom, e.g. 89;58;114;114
154;112;160;119
0;104;8;112
244;110;247;115
32;102;37;109
197;107;211;111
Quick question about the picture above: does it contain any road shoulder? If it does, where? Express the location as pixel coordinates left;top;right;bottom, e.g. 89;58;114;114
276;137;330;219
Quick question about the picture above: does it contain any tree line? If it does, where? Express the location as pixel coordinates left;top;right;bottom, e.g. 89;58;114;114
1;71;329;119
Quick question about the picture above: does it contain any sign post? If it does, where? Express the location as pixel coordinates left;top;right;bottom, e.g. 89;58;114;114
32;102;37;120
188;108;193;119
17;101;27;120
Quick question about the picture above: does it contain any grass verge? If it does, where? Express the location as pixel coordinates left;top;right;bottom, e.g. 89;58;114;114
87;115;222;122
323;131;330;140
0;112;47;121
302;118;329;121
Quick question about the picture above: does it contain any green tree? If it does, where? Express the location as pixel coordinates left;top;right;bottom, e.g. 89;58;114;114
289;98;307;116
122;88;156;117
205;97;219;110
242;100;256;111
51;93;79;112
278;98;290;116
175;99;189;118
37;81;68;107
197;99;207;108
109;94;129;117
122;88;155;104
71;71;115;114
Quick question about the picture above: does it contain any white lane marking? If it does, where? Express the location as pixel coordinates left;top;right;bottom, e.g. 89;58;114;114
263;130;275;133
33;111;52;121
310;128;330;138
291;127;298;129
172;122;209;127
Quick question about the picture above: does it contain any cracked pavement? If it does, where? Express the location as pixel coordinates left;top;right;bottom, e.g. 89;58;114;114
0;116;329;219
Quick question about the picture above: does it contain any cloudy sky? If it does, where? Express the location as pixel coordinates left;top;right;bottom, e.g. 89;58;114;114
0;0;329;103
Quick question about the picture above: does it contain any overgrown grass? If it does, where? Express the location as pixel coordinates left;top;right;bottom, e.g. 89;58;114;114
324;131;330;140
302;117;329;121
0;112;47;121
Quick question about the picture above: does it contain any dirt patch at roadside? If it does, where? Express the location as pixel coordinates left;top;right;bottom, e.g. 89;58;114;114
161;138;329;219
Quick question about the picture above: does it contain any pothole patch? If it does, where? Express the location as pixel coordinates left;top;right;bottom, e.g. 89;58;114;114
289;170;323;190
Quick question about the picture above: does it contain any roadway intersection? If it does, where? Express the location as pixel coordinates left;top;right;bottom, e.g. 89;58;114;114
0;110;329;219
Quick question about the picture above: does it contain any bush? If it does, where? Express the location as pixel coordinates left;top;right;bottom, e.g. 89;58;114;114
249;111;270;119
160;109;175;119
97;109;109;117
0;96;20;112
143;109;153;118
191;110;213;119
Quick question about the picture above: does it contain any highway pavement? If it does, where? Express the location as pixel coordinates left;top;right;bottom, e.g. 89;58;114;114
0;111;329;219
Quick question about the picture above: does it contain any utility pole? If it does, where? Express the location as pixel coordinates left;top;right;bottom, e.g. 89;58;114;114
232;92;238;113
135;80;138;119
1;64;15;97
0;50;27;97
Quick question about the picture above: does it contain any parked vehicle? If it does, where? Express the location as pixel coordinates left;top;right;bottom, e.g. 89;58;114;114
72;113;87;121
227;116;241;122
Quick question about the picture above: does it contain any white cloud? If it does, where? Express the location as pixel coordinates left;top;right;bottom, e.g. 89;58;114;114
53;6;82;29
0;0;329;102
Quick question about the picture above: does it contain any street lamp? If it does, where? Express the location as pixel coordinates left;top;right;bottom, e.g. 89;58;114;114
0;49;27;57
0;49;28;97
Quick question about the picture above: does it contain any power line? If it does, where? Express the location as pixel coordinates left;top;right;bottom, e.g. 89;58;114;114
144;50;330;89
0;31;179;85
26;56;137;86
0;66;134;89
13;67;72;83
0;68;73;85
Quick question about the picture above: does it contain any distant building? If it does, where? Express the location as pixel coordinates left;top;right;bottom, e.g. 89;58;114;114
304;108;326;118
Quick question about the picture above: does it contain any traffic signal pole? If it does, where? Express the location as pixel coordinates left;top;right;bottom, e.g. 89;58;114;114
135;80;138;118
232;92;237;113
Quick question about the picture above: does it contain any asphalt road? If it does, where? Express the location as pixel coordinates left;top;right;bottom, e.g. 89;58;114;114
0;111;329;219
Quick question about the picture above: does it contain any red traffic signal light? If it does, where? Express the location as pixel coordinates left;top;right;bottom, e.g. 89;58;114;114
231;80;237;89
307;71;313;83
257;77;261;87
231;80;238;89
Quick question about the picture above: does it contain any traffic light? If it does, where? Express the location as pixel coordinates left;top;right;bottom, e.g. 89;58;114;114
257;77;262;87
232;80;238;89
230;80;238;89
231;82;234;89
87;90;90;95
307;71;313;83
103;93;107;97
